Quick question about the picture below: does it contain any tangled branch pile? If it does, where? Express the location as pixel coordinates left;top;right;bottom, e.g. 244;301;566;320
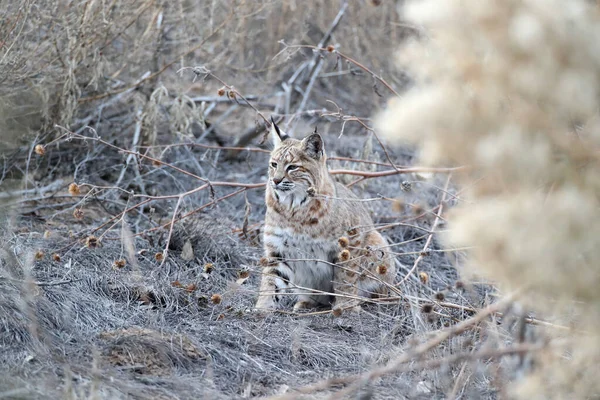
379;1;600;397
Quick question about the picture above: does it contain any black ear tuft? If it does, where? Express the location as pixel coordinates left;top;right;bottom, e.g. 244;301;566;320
301;133;324;160
271;116;289;143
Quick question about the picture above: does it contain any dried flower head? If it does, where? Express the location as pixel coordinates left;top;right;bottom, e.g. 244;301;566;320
73;208;84;220
338;237;349;248
211;294;222;304
52;253;61;262
34;250;44;261
203;263;214;273
34;144;45;156
217;87;226;96
411;204;424;216
347;227;358;237
421;304;433;314
306;187;316;197
154;252;164;262
435;292;445;301
238;270;250;279
339;249;351;261
326;44;335;52
113;259;126;269
171;281;183;288
85;236;99;248
419;271;429;284
376;264;388;275
68;183;80;196
332;307;343;317
391;199;405;213
185;283;197;293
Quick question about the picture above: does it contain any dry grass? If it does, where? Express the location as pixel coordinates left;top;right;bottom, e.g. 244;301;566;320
0;0;564;399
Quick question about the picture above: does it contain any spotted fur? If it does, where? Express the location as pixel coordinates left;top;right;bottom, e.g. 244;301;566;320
255;122;396;313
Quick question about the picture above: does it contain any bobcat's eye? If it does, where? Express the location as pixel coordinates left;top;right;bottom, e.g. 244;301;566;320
270;162;277;168
287;165;300;172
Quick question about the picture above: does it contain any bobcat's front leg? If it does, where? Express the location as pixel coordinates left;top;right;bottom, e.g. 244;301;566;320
254;261;293;311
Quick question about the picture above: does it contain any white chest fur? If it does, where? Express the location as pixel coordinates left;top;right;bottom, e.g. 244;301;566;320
264;226;336;296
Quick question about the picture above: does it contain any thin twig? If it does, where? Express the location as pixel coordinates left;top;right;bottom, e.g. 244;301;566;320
397;175;452;287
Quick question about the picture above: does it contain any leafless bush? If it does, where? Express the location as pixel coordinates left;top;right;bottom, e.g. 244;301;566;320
379;0;600;398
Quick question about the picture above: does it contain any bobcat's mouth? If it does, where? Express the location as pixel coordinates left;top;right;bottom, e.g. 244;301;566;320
272;182;294;192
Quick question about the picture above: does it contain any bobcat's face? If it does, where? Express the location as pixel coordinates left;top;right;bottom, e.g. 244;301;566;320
268;122;325;203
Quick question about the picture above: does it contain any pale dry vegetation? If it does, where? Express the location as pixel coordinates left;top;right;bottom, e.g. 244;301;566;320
379;0;600;399
0;0;590;399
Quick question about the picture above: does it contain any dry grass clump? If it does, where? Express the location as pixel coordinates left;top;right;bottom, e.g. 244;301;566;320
378;0;600;397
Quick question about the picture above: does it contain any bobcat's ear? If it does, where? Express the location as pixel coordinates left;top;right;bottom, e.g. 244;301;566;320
270;117;289;147
301;133;324;160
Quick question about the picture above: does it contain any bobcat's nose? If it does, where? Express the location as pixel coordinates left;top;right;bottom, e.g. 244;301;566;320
273;177;283;185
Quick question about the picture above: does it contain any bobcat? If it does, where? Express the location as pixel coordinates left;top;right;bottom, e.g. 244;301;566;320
255;121;396;313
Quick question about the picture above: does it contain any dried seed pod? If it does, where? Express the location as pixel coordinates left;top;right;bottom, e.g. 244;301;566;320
421;304;433;313
203;263;214;273
34;145;45;156
211;294;222;304
73;208;84;220
68;183;80;195
338;237;349;248
185;283;197;293
391;199;404;213
85;236;99;248
339;249;351;261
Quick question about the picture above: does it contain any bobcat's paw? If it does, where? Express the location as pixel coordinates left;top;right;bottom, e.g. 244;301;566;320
292;300;317;312
332;302;362;317
254;298;278;313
